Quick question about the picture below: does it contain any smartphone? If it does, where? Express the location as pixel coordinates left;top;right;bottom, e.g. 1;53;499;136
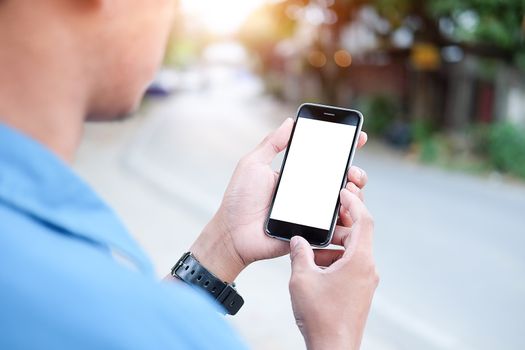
265;103;363;247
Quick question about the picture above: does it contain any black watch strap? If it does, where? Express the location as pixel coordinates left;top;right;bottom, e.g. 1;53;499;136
171;252;244;315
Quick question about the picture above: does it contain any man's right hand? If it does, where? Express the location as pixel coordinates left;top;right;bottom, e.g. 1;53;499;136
289;188;379;350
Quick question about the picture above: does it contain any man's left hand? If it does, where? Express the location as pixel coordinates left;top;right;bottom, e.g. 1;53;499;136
189;118;368;282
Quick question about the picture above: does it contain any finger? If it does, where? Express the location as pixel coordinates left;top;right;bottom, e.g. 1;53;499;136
347;166;368;189
339;182;365;229
266;235;291;257
339;189;374;254
339;205;354;227
290;236;317;274
357;131;368;149
345;181;364;201
314;249;344;267
330;224;352;247
249;118;294;164
273;170;280;183
339;189;366;228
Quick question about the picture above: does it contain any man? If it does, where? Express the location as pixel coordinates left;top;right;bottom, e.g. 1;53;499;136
0;1;379;349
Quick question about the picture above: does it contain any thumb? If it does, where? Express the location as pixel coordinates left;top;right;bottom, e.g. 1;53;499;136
249;118;294;164
290;236;316;274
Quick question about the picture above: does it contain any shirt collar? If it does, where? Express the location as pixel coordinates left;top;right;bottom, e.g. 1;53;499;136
0;123;154;275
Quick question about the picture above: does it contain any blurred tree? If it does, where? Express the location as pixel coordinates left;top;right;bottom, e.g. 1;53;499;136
371;0;524;124
238;1;299;78
373;0;525;63
240;0;525;69
239;0;524;118
429;0;524;49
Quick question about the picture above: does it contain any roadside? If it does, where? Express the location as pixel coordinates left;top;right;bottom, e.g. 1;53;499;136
75;66;525;350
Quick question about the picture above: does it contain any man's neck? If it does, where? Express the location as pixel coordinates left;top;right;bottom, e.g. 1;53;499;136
0;6;88;163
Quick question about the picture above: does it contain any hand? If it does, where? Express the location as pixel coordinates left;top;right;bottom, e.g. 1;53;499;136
189;118;368;282
289;189;378;350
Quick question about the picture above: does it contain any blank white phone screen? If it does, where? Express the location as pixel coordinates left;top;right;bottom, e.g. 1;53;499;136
270;117;357;230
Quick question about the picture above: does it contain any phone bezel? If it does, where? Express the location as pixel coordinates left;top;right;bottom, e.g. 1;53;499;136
264;103;363;247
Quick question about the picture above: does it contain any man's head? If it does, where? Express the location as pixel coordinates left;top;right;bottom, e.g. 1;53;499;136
0;0;174;120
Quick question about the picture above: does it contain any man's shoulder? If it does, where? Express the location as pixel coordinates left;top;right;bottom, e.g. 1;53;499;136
0;204;246;350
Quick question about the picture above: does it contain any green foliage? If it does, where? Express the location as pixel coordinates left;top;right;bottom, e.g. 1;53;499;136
410;119;435;143
428;0;524;50
358;95;401;135
373;0;414;25
419;136;440;163
367;0;525;72
413;122;525;179
409;119;440;163
515;50;525;72
163;39;201;68
487;122;525;178
370;0;525;60
468;123;490;155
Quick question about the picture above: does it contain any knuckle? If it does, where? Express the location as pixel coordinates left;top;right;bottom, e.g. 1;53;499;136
362;211;374;229
260;132;277;151
363;260;379;286
289;273;305;291
350;166;367;187
373;269;381;287
263;132;273;144
346;182;358;191
361;169;368;183
345;183;360;197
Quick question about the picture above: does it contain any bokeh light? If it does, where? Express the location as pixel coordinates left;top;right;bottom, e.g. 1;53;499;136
308;50;327;68
334;49;352;67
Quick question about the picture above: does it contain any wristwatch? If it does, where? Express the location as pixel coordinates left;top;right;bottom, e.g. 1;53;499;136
171;252;244;315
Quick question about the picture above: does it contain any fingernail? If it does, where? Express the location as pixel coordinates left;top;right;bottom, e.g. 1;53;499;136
290;236;300;250
341;189;353;204
357;168;364;180
350;167;362;181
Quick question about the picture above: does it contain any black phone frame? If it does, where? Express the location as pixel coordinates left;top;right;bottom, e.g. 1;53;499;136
265;103;363;247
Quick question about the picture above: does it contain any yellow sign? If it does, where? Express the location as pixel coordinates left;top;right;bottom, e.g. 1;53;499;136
410;43;441;71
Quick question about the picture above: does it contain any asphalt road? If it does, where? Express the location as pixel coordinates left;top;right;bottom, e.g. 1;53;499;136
75;65;525;350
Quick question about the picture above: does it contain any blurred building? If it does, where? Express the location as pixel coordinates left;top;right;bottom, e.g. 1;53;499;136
239;1;525;130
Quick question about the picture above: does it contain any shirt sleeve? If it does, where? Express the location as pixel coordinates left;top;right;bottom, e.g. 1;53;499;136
153;280;250;349
0;208;249;350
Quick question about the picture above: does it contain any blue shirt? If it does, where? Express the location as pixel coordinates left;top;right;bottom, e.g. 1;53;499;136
0;124;246;349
